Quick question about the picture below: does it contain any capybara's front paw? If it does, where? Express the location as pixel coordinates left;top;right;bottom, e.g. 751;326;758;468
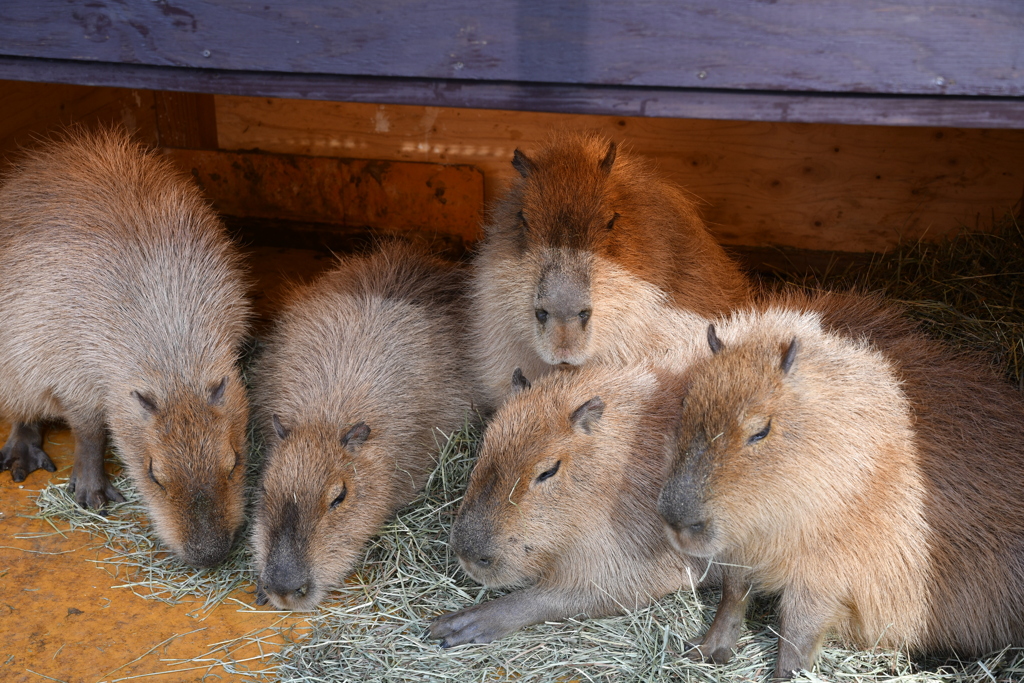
1;430;56;482
68;472;125;510
684;634;735;665
429;602;513;647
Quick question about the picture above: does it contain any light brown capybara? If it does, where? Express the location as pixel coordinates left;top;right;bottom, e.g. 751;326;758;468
0;128;251;567
657;291;1024;679
251;243;481;611
430;352;720;647
470;132;751;410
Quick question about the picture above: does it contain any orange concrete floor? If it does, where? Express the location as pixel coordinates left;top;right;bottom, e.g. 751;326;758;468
0;246;336;683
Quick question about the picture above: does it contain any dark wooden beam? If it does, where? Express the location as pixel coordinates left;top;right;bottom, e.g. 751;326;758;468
2;56;1023;129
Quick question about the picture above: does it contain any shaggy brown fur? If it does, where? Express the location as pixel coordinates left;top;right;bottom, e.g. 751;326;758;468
430;358;720;646
0;128;251;567
470;132;751;409
251;243;481;611
658;291;1024;679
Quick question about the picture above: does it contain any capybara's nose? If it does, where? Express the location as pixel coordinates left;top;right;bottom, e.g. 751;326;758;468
179;535;233;568
263;569;310;600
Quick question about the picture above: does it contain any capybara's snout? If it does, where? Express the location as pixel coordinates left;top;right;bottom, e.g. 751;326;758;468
450;508;499;578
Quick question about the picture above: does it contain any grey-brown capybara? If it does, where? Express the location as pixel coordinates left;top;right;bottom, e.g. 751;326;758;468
470;132;751;410
430;354;719;646
251;243;481;611
0;128;251;567
657;291;1024;679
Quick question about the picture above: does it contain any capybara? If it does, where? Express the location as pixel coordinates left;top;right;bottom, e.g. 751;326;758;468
0;128;251;567
470;132;751;409
251;243;480;611
657;291;1024;679
430;354;720;646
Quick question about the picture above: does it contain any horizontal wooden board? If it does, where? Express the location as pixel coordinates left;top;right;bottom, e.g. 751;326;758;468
216;96;1024;253
1;1;1021;98
162;148;484;243
4;56;1024;129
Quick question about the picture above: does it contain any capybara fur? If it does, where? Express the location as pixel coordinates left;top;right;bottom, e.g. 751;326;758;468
0;128;251;567
657;291;1024;679
430;355;720;646
251;243;480;611
470;132;751;409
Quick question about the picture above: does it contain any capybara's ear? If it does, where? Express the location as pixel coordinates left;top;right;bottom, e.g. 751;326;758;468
512;368;532;393
781;337;800;374
512;148;535;178
132;390;158;414
342;421;371;451
599;141;617;175
208;376;228;406
272;413;290;440
707;324;724;355
570;396;605;434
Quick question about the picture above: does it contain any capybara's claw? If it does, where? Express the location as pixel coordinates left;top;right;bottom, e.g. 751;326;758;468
69;473;124;511
1;434;55;482
427;605;509;646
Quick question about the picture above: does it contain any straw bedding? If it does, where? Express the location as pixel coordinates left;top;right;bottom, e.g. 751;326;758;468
28;216;1024;682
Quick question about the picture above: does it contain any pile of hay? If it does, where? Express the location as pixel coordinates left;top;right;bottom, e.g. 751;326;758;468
30;217;1024;682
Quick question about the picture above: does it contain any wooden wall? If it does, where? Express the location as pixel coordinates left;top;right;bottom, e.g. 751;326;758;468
216;96;1024;253
2;80;1023;255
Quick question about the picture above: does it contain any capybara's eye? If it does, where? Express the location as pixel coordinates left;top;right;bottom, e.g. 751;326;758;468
748;420;772;445
517;210;528;228
148;460;164;490
330;484;347;510
536;461;561;483
535;309;549;324
606;212;620;230
578;309;591;324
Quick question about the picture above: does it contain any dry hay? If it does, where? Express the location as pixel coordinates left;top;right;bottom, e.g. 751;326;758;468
25;215;1024;682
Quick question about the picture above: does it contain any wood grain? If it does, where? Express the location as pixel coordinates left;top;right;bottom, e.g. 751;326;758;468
215;96;1024;253
3;57;1024;129
154;90;218;148
1;1;1021;97
162;148;484;243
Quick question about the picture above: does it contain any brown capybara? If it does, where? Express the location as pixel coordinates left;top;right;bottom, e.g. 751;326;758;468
657;291;1024;679
470;132;751;410
430;355;720;646
0;128;251;568
251;243;480;611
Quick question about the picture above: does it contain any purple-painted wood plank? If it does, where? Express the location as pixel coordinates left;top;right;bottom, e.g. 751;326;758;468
0;1;1021;97
2;56;1023;129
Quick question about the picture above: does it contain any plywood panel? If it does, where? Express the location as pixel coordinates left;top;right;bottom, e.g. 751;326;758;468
215;96;1024;253
0;80;158;169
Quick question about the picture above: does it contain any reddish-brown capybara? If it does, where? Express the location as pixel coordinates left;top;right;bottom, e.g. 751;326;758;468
657;291;1024;679
470;132;751;410
430;354;720;646
251;243;481;611
0;128;251;567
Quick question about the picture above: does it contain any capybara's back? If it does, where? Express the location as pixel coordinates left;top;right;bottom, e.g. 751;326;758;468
0;128;251;567
658;290;1024;678
252;242;480;610
471;132;751;409
806;291;1024;656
